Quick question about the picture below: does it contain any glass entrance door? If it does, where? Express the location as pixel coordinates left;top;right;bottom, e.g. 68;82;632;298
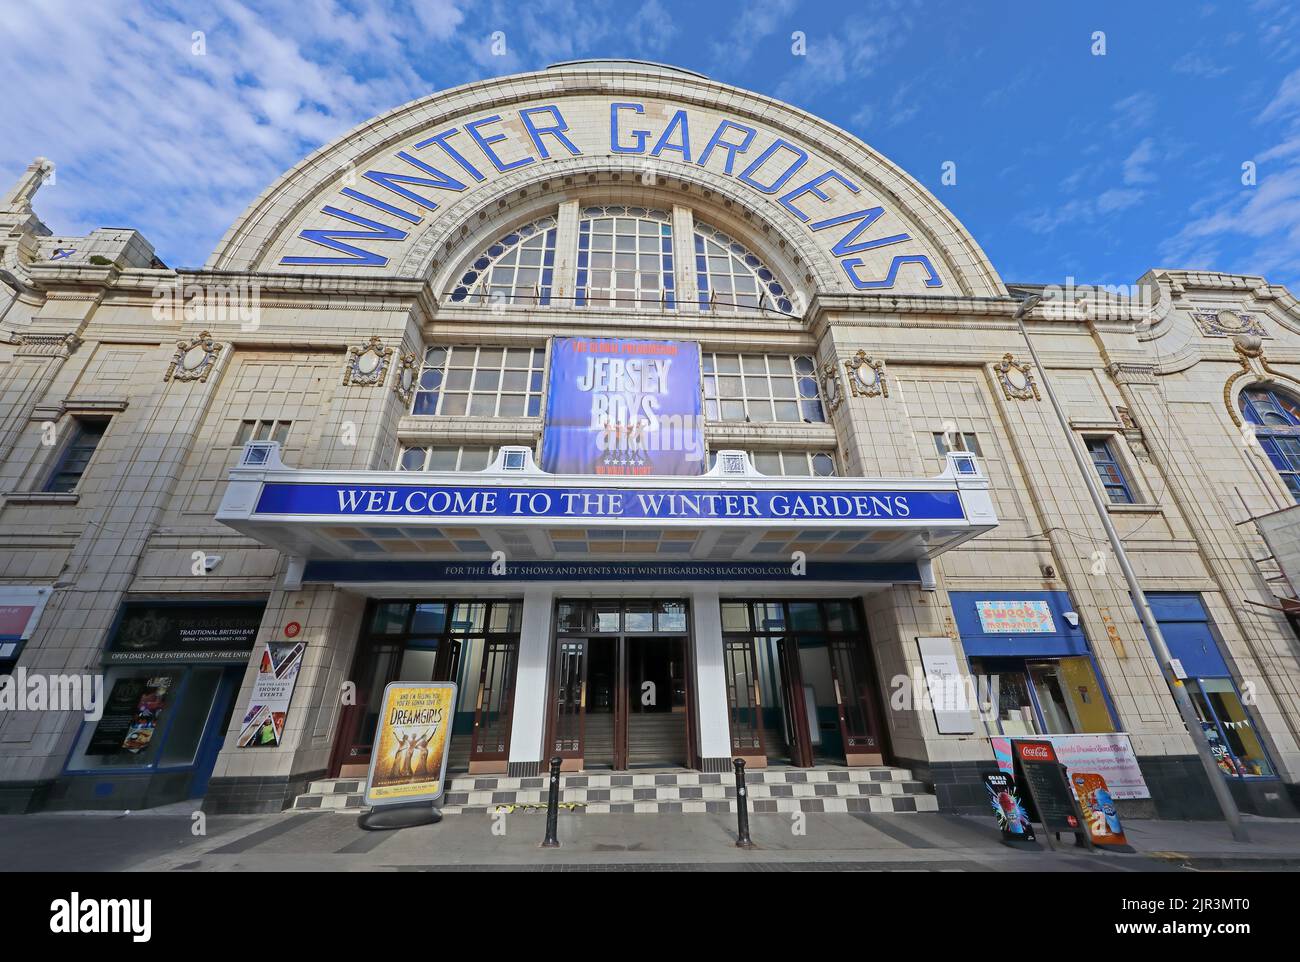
547;600;692;770
330;599;522;777
721;599;886;768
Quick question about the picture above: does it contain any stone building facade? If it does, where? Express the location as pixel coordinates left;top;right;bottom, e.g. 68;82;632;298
1;60;1297;819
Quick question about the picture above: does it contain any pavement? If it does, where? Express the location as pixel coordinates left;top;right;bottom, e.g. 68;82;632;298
4;807;1300;871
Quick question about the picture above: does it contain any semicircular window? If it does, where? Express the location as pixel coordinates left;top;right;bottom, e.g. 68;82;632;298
449;214;557;307
576;206;674;309
694;223;793;314
1240;386;1300;501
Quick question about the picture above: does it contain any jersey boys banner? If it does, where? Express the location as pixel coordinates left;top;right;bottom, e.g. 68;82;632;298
541;337;704;476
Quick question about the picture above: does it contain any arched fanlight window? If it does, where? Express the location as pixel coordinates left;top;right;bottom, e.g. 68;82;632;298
694;223;793;314
576;206;674;309
1240;386;1300;501
449;214;557;306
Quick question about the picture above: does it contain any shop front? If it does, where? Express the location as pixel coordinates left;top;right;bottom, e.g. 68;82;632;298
1148;594;1280;786
950;590;1118;738
51;598;266;810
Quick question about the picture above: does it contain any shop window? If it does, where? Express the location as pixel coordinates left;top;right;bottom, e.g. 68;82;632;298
448;214;557;306
411;345;544;417
708;449;837;476
575;206;674;309
235;419;291;448
702;352;825;423
42;416;109;492
694;222;793;314
932;430;982;457
969;656;1115;737
1189;678;1275;777
397;444;499;472
1085;436;1135;504
1239;386;1300;502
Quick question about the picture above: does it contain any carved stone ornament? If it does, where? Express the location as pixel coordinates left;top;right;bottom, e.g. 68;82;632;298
819;362;844;413
1191;308;1268;339
343;335;393;387
994;352;1040;401
164;331;222;383
844;349;888;398
1223;335;1300;427
392;350;418;403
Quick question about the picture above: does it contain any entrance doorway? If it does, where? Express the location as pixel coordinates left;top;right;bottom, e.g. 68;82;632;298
721;599;887;768
329;599;521;777
546;600;693;770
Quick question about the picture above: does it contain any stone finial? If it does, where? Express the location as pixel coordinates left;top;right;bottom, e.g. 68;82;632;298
3;158;55;212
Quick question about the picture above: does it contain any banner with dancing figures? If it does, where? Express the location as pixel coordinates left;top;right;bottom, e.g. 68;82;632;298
363;682;458;807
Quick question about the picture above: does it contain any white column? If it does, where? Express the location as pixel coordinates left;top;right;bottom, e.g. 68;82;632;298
507;586;554;770
690;586;733;762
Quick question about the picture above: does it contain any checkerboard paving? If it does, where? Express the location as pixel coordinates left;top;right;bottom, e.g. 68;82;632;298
290;766;938;815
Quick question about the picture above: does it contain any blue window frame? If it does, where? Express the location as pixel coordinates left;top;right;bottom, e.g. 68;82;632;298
449;215;557;307
1240;387;1300;502
1085;437;1134;504
694;222;793;314
43;417;108;493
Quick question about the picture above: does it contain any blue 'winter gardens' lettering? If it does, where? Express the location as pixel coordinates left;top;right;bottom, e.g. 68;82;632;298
282;102;941;290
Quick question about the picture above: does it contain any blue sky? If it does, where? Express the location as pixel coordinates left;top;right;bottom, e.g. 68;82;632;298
2;0;1299;289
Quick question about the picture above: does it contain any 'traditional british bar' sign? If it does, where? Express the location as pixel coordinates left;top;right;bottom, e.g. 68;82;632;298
253;482;965;522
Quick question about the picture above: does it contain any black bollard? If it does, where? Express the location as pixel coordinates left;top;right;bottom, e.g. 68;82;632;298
541;756;562;848
733;757;753;848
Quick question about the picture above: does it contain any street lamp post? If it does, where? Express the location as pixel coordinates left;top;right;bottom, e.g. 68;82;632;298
1012;292;1249;842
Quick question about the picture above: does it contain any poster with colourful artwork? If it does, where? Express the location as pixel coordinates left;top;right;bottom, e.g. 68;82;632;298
984;771;1035;841
541;337;704;476
363;683;458;806
976;600;1055;633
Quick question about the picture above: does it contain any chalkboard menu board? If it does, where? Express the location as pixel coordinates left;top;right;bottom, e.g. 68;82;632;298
1011;739;1090;847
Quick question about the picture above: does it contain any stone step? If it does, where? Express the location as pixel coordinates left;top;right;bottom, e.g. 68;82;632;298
290;766;934;814
440;781;929;806
442;795;939;815
444;767;915;793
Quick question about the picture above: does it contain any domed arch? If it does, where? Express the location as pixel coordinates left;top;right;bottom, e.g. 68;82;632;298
207;64;1006;300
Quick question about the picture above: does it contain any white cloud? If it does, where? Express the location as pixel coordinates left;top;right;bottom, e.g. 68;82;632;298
1159;66;1300;280
0;0;696;268
1096;188;1146;213
1123;138;1158;185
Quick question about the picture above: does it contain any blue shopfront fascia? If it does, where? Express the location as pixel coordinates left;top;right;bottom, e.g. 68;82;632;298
215;444;998;586
950;589;1122;732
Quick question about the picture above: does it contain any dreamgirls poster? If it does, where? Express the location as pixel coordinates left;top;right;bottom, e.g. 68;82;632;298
363;683;458;806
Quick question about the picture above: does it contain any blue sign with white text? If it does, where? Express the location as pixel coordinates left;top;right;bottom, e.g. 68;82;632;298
541;337;704;476
253;482;965;522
